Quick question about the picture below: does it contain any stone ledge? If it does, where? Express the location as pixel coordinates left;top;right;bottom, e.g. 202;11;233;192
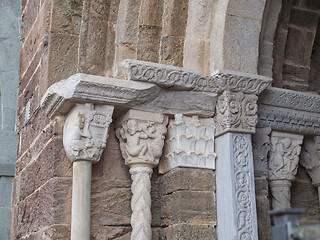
41;73;217;119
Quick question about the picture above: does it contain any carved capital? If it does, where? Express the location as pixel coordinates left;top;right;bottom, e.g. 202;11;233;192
300;136;320;187
215;91;258;136
159;114;216;174
268;131;304;181
116;110;168;167
63;103;114;163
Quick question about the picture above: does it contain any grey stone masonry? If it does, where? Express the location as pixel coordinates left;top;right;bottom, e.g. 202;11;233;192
0;0;20;239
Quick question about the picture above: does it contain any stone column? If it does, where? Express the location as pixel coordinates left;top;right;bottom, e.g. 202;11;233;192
300;136;320;206
63;103;114;240
215;91;259;240
116;110;168;240
268;131;303;210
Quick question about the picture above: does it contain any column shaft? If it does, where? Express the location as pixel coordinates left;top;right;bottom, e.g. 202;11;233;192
71;160;92;240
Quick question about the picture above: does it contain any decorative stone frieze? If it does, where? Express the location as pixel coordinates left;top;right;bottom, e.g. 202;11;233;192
300;137;320;187
41;73;217;118
63;103;114;163
116;110;168;240
122;59;272;94
268;131;303;210
258;87;320;136
215;91;258;136
252;127;271;172
158;114;216;174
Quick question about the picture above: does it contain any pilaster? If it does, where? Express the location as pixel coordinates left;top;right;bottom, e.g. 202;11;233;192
214;72;271;240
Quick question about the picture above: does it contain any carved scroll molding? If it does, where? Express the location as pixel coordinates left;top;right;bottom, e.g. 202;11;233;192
63;103;114;163
300;136;320;187
268;131;303;209
158;114;216;174
233;134;256;240
215;91;258;136
116;110;168;240
258;87;320;136
122;59;272;94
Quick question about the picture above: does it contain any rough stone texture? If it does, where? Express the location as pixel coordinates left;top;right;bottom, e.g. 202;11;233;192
291;165;320;223
163;224;216;240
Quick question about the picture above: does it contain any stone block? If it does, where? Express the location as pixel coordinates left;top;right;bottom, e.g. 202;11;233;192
91;226;131;240
256;196;272;240
0;207;11;240
226;0;265;21
137;25;161;63
0;0;10;7
51;0;83;35
160;36;184;67
13;177;72;238
299;0;320;11
78;0;108;75
116;0;141;45
162;0;188;37
91;179;132;225
254;175;269;195
48;33;79;86
285;27;315;66
290;8;319;31
0;162;16;176
1;71;18;109
21;224;71;240
163;224;216;240
139;0;163;26
283;64;310;79
159;168;215;195
0;38;20;72
105;23;116;76
0;7;19;38
21;0;41;39
161;190;216;225
0;176;13;207
19;137;72;201
3;109;17;130
222;15;261;74
0;130;18;163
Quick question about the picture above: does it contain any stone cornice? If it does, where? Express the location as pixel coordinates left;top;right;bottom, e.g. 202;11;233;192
122;59;272;95
259;87;320;113
41;73;217;118
258;87;320;136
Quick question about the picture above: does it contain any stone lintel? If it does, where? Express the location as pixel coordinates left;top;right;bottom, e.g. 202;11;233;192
122;59;272;95
40;73;217;119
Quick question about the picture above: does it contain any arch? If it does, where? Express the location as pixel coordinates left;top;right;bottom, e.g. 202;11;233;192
209;0;267;75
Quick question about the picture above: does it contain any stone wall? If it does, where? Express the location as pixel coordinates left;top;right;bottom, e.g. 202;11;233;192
0;0;20;238
12;0;217;239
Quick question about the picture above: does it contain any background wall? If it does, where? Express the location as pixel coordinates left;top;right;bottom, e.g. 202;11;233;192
0;0;20;238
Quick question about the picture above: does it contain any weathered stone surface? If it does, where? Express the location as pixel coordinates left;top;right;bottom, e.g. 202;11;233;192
0;177;13;207
158;168;215;196
292;166;320;222
160;36;184;67
285;27;315;67
290;8;320;30
161;191;216;225
137;25;161;63
163;224;216;240
139;0;163;26
0;7;19;38
78;0;108;75
12;177;72;239
91;226;131;240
